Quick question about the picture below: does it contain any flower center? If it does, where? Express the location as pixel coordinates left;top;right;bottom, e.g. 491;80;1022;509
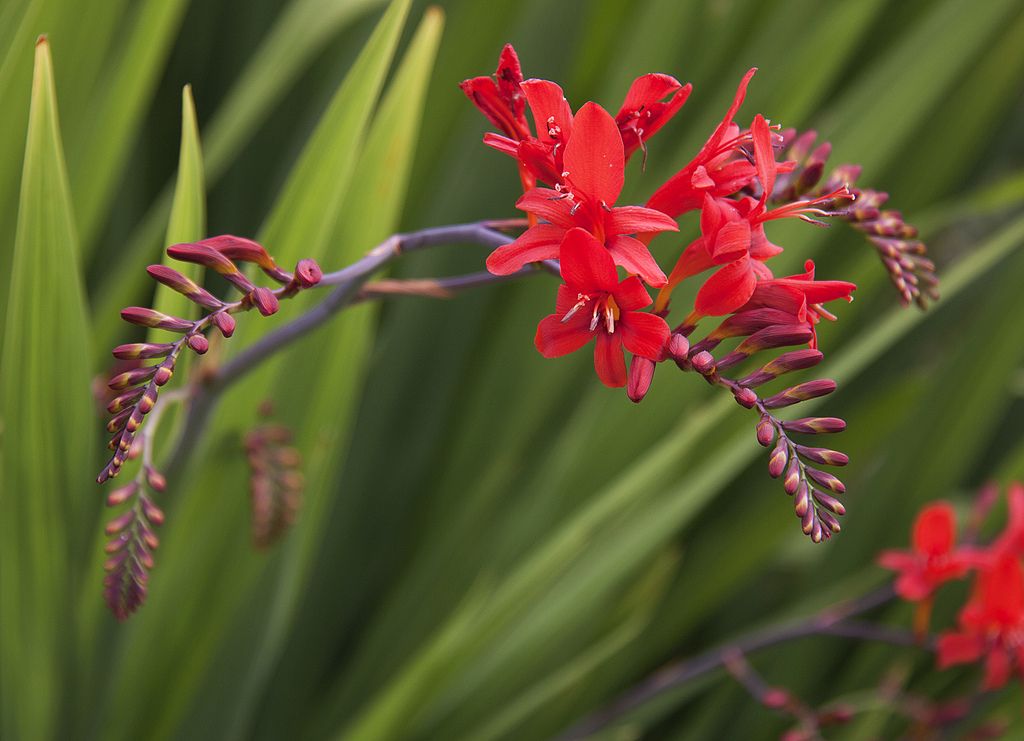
561;292;619;333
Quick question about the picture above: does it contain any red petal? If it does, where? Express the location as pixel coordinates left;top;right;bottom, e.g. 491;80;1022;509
912;503;957;557
984;648;1012;690
483;132;518;156
877;550;918;572
709;219;751;263
594;331;627;387
495;44;524;107
521;79;573;145
937;632;984;668
606;236;667;287
617;73;683;120
613;275;654;311
695;258;757;316
607;205;678;236
563;102;624;205
616;74;692;159
516;188;575;228
485;224;564;275
751;114;775;205
619;311;670;359
535;313;593;358
698;67;756;159
665;237;715;289
517;139;560;185
559;228;619;292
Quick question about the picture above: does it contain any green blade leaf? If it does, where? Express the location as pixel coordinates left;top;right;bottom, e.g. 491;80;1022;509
0;36;95;741
150;84;206;326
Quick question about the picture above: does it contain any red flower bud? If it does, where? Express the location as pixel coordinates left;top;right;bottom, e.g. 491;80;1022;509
627;356;656;403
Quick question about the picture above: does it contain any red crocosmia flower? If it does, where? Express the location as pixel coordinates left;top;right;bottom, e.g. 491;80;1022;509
656;116;851;316
937;554;1024;690
878;502;974;602
614;73;692;162
732;261;856;349
460;44;531;144
535;228;670;388
645;68;761;218
487;102;677;287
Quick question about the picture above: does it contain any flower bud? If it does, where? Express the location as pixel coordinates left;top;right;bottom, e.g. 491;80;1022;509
733;386;757;408
112;342;175;360
783;458;801;495
295;258;323;288
782;417;846;434
108;366;158;390
756;415;775;447
667;333;689;362
762;379;836;409
768;442;788;478
690;351;715;375
794;445;848;466
121;307;193;332
187;335;209;354
106;482;139;507
793;482;810;516
147;265;223;309
212;312;235;338
627;356;656;403
812;489;846;516
805;466;845;494
250;286;280;317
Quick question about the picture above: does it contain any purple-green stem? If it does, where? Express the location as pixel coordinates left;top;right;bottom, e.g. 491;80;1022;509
556;585;934;740
161;221;556;478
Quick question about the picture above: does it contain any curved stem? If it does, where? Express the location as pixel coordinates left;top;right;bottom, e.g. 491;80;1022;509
556;585;929;740
162;222;549;479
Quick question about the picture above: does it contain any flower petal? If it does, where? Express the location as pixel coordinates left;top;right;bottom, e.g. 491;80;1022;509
983;647;1011;690
912;503;957;557
709;219;751;263
516;188;575;228
665;237;715;289
594;331;627;387
535;313;593;358
752;114;775;205
695;258;757;316
612;275;654;312
607;235;667;287
937;632;984;668
485;224;564;275
521;79;573;145
559;228;619;292
607;205;679;236
563;102;625;205
619;311;670;359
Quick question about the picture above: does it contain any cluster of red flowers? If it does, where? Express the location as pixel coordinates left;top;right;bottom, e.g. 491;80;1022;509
462;45;858;390
461;46;932;541
880;486;1024;690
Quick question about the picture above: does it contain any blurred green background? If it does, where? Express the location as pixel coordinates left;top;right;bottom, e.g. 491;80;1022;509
2;0;1024;738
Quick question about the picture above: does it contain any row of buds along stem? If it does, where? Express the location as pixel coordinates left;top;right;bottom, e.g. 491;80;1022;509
102;467;166;620
97;235;322;484
770;129;938;308
244;419;304;550
662;299;849;541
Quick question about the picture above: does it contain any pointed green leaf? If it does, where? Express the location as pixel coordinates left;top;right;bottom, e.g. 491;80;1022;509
0;37;95;741
150;84;206;327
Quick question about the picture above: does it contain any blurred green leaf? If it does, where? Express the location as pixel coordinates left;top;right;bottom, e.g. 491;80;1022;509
151;84;206;324
0;37;95;741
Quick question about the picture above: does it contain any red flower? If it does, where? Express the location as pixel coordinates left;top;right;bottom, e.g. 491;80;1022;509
731;261;855;348
878;502;974;601
645;68;760;218
487;102;677;287
460;44;531;144
466;45;689;187
614;73;692;162
535;228;670;387
656;115;850;316
937;554;1024;690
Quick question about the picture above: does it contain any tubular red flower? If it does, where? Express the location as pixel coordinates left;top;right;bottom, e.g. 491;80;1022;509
534;229;669;387
487;103;676;287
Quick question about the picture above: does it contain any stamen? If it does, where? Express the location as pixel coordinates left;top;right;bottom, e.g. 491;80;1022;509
605;305;615;333
590;305;601;332
561;293;590;323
